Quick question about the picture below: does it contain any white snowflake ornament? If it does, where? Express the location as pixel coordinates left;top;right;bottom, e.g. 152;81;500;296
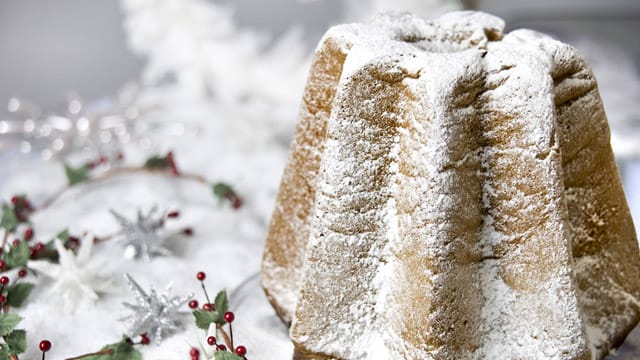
28;236;112;313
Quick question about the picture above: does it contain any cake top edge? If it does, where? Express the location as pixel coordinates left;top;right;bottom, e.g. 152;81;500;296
319;11;512;54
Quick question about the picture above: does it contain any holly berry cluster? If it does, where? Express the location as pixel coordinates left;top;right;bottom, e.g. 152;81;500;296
211;184;243;210
189;271;248;360
64;153;126;186
0;263;40;359
86;153;125;170
143;151;180;175
0;197;41;359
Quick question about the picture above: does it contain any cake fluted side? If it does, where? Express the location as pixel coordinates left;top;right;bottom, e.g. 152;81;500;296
289;51;417;359
261;34;352;324
538;34;640;357
472;32;591;359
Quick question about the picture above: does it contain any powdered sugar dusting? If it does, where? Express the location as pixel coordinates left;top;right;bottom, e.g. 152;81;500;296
263;10;640;360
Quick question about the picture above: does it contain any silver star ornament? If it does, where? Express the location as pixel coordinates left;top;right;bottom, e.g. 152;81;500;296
121;273;192;343
110;206;173;261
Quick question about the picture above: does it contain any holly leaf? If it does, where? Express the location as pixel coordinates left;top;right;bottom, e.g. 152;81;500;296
193;310;221;330
64;163;90;186
5;242;30;268
0;314;22;336
0;346;8;359
214;290;229;316
82;336;142;360
212;183;233;200
53;228;70;242
36;228;70;262
0;204;18;232
143;155;169;170
215;351;244;360
5;329;26;354
6;283;35;308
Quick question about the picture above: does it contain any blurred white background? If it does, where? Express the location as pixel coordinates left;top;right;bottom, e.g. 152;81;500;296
0;0;639;115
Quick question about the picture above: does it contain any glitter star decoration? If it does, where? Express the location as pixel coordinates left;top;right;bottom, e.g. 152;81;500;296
28;237;112;313
110;207;173;261
121;273;192;343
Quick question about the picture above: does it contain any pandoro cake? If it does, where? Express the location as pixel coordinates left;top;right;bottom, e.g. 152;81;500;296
261;11;640;360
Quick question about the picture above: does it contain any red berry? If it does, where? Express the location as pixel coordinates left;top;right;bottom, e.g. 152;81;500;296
18;269;27;277
235;345;247;356
39;340;52;352
183;227;193;236
140;333;150;345
35;242;45;252
196;272;206;281
24;228;34;241
217;344;227;351
189;347;200;357
166;151;179;175
10;196;19;205
0;295;6;304
223;311;235;323
202;303;213;311
231;196;243;210
167;211;180;218
0;276;9;285
11;239;20;247
207;336;216;346
188;300;199;309
0;260;6;270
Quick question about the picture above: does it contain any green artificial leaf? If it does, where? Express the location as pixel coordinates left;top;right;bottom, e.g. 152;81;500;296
193;309;221;330
38;242;59;262
6;283;35;308
53;228;70;241
36;228;70;262
0;314;22;336
143;155;169;170
82;336;142;360
0;204;18;232
215;351;244;360
214;290;229;316
5;329;26;354
0;346;9;359
212;183;234;200
64;163;90;186
5;242;29;269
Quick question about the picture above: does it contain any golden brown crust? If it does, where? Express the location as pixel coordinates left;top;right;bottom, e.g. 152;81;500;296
548;41;640;358
261;36;351;323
